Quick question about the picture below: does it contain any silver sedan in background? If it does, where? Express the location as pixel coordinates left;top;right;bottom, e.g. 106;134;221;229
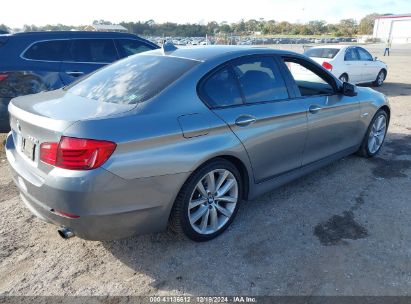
5;45;390;242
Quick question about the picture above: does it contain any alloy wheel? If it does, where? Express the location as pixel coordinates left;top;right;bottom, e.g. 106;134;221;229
188;169;238;235
377;71;385;86
368;114;387;154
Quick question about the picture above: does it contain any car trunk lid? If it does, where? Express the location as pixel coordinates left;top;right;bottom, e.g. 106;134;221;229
8;89;135;175
10;89;135;121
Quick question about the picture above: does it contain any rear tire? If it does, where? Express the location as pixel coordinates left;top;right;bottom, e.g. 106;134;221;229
357;109;388;158
169;158;242;242
373;70;386;87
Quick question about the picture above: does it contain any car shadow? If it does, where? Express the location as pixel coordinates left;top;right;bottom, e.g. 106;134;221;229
101;132;411;295
358;82;411;98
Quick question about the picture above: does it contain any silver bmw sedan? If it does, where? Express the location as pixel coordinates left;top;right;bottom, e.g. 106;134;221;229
5;45;390;241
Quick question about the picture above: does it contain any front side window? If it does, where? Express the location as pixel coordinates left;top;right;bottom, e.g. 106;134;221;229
201;67;243;108
69;54;198;104
232;57;289;103
23;40;70;61
357;48;373;61
116;39;155;58
284;58;335;96
70;39;118;63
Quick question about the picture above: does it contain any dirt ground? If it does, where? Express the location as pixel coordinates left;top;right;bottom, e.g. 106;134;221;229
0;44;410;296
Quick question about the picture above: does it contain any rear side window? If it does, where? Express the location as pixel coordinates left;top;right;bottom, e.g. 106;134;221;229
201;67;243;108
70;39;118;63
232;57;288;103
115;39;155;58
344;48;360;61
304;48;340;59
68;54;198;104
23;40;70;61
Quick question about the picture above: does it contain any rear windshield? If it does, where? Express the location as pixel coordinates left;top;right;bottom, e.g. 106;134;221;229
69;54;198;104
304;48;340;59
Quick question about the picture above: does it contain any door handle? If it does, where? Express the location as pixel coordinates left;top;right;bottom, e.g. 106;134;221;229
309;105;322;114
235;115;256;127
66;71;84;77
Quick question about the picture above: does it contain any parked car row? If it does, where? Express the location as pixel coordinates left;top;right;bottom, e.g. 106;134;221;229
149;37;212;46
146;36;358;46
0;31;159;132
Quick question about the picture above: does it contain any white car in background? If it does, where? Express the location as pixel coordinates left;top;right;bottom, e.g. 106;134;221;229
304;45;388;86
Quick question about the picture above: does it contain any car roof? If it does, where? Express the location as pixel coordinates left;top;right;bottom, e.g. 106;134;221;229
309;45;354;50
143;45;299;62
8;31;144;39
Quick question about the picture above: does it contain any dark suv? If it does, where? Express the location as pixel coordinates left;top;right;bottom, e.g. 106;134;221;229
0;31;159;132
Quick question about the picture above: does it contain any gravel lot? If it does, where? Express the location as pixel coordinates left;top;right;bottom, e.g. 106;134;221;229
0;44;410;296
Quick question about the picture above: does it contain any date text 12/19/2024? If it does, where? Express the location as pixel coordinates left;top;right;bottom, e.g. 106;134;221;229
149;296;257;303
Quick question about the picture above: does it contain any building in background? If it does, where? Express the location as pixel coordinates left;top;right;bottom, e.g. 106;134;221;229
83;24;128;33
373;14;411;43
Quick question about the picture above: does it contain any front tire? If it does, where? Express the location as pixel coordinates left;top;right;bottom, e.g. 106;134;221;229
373;70;386;87
170;159;242;242
358;109;388;157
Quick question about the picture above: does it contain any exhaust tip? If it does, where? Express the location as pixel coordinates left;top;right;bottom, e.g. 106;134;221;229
57;227;75;239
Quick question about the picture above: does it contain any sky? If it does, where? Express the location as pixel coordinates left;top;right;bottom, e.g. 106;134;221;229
1;0;410;28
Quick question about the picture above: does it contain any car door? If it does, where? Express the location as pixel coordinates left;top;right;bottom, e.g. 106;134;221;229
59;38;119;85
202;55;308;182
343;47;362;83
280;56;361;166
356;47;378;82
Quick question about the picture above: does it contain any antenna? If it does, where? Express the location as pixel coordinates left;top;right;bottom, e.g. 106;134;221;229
162;41;178;54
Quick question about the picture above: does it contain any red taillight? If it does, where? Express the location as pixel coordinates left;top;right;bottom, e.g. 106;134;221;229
40;137;116;170
40;142;58;165
0;73;8;81
322;62;333;71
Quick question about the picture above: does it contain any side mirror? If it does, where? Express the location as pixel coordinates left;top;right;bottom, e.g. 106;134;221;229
342;82;357;97
374;56;378;61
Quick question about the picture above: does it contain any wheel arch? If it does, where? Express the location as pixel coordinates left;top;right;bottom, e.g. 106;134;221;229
217;155;250;200
380;68;388;79
178;154;252;202
167;154;252;239
379;105;391;123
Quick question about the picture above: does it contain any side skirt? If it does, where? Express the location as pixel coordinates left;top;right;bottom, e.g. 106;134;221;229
247;145;359;200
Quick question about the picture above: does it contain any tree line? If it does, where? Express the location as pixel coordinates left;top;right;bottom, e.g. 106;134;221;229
0;13;388;37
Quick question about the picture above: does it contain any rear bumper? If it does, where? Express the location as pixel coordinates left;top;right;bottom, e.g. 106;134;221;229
5;132;190;240
0;98;11;133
